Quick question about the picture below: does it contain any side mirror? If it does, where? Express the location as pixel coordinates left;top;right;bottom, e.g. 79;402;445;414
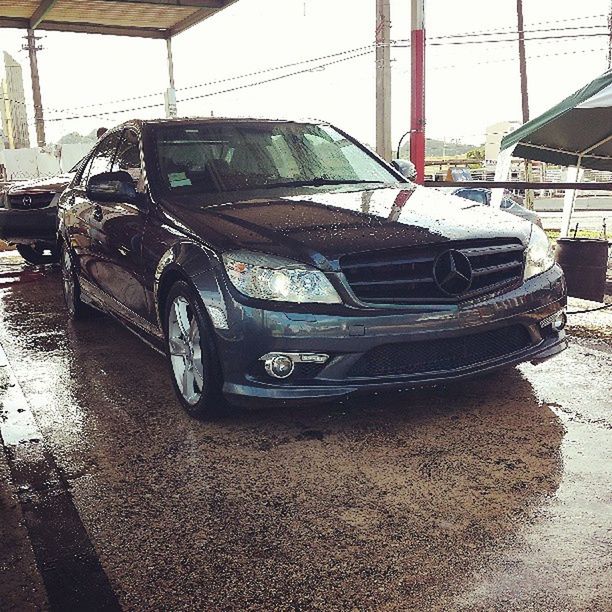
87;171;137;204
391;159;417;181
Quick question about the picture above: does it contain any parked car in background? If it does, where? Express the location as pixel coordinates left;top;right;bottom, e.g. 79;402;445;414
451;187;543;228
0;163;81;264
58;118;566;418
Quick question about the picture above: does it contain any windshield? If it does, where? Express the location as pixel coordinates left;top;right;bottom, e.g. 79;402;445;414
151;122;399;196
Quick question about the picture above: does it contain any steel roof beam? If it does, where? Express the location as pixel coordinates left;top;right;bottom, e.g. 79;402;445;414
0;17;27;29
0;17;168;38
114;0;225;5
170;0;236;36
30;0;59;29
41;20;168;38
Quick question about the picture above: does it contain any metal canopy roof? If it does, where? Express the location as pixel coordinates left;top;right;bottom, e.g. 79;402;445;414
0;0;238;39
501;69;612;171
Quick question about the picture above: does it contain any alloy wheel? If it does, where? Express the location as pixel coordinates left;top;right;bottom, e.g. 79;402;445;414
61;248;75;313
168;295;204;405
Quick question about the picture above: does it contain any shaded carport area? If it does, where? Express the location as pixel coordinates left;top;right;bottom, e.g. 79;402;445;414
0;0;239;146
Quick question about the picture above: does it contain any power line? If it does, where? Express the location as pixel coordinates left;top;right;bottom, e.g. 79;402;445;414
12;13;610;125
425;45;609;71
392;31;608;48
43;14;609;117
425;12;607;40
44;49;375;122
177;48;374;104
421;22;609;41
44;44;376;115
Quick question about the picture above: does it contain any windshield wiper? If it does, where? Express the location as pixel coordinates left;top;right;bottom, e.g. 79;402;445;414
261;179;387;188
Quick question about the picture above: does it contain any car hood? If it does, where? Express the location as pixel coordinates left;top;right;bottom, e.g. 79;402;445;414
162;185;532;268
8;173;74;196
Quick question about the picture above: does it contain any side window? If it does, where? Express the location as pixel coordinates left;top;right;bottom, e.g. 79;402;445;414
86;131;122;183
76;153;96;187
113;129;141;172
112;129;142;186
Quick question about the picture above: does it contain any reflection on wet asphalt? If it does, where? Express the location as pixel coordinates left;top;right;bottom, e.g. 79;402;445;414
0;254;610;610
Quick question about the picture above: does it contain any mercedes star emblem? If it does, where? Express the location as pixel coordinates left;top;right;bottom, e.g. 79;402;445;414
433;249;473;296
22;195;32;207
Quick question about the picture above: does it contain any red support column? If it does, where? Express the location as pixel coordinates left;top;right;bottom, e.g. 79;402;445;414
410;0;426;184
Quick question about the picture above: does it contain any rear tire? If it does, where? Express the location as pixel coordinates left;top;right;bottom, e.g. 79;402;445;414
61;244;90;319
164;280;226;419
16;244;59;265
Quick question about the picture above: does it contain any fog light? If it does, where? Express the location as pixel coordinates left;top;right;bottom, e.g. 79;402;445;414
264;354;295;379
552;311;567;331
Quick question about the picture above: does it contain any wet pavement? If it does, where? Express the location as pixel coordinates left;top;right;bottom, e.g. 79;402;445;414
0;252;610;611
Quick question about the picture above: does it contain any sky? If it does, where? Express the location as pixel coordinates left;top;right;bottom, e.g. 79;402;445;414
0;0;610;149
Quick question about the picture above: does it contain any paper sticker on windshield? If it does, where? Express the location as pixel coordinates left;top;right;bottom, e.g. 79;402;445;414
168;172;191;187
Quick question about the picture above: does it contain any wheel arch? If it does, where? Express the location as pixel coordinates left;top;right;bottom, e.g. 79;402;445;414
154;242;230;333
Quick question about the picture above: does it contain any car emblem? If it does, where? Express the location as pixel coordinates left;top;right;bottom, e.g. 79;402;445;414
433;249;473;296
22;195;32;207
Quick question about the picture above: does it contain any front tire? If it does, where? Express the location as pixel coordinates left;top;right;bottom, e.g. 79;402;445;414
164;281;226;418
17;244;59;265
61;244;90;319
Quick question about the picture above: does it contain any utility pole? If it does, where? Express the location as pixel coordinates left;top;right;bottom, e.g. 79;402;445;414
516;0;529;125
375;0;392;162
22;30;46;148
410;0;426;184
516;0;534;209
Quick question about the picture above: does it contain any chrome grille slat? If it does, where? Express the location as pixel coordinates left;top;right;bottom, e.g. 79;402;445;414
460;244;524;257
340;254;435;272
340;239;525;305
472;261;523;277
349;277;435;288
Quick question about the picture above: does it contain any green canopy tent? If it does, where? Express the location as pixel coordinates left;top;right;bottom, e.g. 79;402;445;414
499;69;612;236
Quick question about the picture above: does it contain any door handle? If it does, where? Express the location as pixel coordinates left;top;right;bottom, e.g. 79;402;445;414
93;205;103;222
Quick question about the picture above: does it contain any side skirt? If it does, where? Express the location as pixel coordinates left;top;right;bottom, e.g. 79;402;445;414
80;277;165;354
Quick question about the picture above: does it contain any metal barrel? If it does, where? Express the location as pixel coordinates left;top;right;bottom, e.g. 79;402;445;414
555;238;609;302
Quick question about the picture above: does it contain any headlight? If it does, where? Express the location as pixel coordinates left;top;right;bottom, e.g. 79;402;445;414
524;226;555;280
222;250;342;304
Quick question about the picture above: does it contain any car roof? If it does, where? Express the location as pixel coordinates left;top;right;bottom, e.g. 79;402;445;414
116;117;327;130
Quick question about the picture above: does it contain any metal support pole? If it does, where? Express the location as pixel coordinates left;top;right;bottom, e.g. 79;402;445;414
25;29;46;147
560;158;582;238
375;0;391;162
166;37;175;90
164;37;177;118
410;0;426;184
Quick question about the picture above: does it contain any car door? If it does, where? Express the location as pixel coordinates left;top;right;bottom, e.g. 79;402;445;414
68;131;122;288
88;128;150;321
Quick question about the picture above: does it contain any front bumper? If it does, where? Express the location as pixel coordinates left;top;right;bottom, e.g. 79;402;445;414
213;265;567;407
0;207;57;245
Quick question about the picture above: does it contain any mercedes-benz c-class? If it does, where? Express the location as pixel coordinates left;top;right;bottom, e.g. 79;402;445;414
57;118;567;417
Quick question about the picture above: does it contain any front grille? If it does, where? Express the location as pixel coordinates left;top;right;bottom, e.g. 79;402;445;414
340;239;525;305
348;325;532;378
8;192;55;210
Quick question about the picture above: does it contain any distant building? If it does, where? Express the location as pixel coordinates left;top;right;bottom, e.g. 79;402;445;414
484;121;520;167
0;52;30;149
